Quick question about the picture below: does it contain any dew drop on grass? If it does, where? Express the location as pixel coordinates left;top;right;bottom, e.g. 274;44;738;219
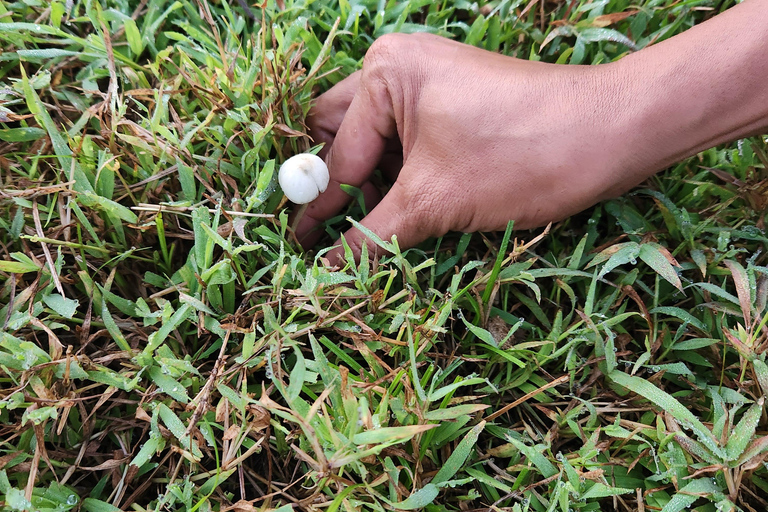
66;495;78;505
742;225;762;237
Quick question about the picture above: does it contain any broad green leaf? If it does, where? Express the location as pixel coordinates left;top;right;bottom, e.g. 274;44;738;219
428;378;487;402
78;191;138;224
0;127;46;142
82;499;122;512
198;468;237;496
285;346;306;403
610;370;722;457
433;421;485;484
86;369;137;391
148;366;190;404
17;49;80;60
0;259;40;273
577;27;638;50
353;425;435;445
694;283;740;307
100;299;132;352
725;399;763;461
505;436;557;478
20;69;93;193
424;404;489;421
580;482;633;500
753;359;768;397
660;478;720;512
5;488;32;511
43;293;79;319
464;467;512;493
130;433;165;469
596;242;641;279
124;18;143;54
391;484;439;510
639;244;683;291
157;403;202;458
724;259;752;324
141;304;193;360
460;315;498;347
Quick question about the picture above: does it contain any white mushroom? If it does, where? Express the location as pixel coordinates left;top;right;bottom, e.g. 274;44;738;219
278;153;329;204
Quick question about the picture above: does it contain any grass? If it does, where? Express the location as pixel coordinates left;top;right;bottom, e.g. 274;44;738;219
1;0;767;511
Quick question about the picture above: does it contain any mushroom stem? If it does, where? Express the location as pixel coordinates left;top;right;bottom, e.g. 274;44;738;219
290;203;308;234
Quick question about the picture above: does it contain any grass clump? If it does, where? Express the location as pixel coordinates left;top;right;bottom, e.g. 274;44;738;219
1;1;768;512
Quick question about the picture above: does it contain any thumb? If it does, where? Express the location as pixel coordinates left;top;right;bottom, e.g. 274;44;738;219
327;177;430;265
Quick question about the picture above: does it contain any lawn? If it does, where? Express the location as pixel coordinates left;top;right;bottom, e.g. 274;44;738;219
1;1;767;511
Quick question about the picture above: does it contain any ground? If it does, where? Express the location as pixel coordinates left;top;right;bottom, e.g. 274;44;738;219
1;1;767;512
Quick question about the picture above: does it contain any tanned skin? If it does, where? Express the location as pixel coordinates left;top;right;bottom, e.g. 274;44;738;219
296;0;768;262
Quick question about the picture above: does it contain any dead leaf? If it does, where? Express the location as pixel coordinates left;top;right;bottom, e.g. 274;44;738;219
223;424;240;441
135;407;152;422
273;123;308;138
592;10;638;27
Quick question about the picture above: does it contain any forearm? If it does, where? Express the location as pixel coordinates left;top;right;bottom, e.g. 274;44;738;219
610;0;768;186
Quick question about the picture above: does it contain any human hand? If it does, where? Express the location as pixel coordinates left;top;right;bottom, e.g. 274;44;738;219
297;33;636;262
297;4;768;263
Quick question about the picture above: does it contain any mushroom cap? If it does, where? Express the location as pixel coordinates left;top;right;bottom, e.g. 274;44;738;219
278;153;330;204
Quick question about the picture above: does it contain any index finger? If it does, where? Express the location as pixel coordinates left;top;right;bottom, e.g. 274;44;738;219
295;66;397;243
306;72;361;160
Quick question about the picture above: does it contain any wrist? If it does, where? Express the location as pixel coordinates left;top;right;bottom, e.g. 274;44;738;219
606;0;768;186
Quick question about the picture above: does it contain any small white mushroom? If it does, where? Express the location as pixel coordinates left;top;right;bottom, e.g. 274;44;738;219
278;153;329;204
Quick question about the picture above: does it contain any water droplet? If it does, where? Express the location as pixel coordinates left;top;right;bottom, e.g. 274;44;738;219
630;258;637;265
66;495;78;505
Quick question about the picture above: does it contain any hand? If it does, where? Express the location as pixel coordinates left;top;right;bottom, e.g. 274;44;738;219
298;33;632;261
298;1;768;263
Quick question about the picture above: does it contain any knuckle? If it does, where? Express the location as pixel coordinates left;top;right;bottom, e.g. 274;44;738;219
363;33;411;78
403;181;449;238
